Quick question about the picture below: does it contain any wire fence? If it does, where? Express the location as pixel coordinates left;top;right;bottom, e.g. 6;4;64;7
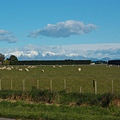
0;79;119;94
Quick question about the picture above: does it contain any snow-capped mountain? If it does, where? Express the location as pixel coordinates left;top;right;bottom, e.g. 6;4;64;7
3;44;120;61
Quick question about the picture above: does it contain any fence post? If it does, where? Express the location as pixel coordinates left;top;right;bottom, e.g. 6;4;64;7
64;79;66;90
11;79;13;90
22;79;25;91
50;80;52;92
0;79;1;91
79;86;82;93
37;80;39;89
94;81;97;95
112;80;114;94
93;80;97;95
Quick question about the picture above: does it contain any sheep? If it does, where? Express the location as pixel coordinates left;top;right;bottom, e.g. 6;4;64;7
90;63;95;65
41;69;44;73
10;66;14;69
18;68;23;71
25;68;29;72
58;65;62;68
78;68;81;72
53;66;56;68
6;67;12;70
27;65;36;68
0;66;6;70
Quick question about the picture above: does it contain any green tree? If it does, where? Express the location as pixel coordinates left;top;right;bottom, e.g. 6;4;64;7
9;55;18;65
3;60;10;65
0;53;5;64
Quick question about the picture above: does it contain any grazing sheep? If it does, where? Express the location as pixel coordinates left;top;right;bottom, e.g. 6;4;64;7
25;68;29;72
10;66;14;69
41;69;44;73
90;63;95;65
0;66;6;70
27;65;36;68
78;68;81;72
18;68;23;71
59;65;62;68
6;67;12;70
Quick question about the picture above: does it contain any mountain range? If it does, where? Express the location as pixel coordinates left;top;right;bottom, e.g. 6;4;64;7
4;47;120;61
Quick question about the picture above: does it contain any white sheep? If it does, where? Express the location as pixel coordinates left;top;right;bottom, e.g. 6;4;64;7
18;68;23;71
78;68;81;72
6;67;12;70
25;68;29;72
58;65;62;68
0;66;6;70
90;63;95;65
41;69;44;73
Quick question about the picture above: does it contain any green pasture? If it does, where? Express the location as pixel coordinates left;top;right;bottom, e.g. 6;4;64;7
0;65;120;94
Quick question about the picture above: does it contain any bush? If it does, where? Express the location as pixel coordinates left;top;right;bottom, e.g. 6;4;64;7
30;87;57;103
0;89;118;108
100;93;114;107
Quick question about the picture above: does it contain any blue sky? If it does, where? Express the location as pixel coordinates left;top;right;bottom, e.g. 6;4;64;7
0;0;120;60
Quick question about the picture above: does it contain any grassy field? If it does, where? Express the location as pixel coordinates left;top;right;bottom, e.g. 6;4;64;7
0;64;120;94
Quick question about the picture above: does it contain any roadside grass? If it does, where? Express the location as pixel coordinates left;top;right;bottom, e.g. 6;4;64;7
0;100;120;120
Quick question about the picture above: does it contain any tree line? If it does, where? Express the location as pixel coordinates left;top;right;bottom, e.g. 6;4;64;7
0;53;18;65
0;53;91;65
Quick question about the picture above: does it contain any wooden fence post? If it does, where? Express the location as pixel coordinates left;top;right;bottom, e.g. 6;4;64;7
37;80;39;89
11;79;13;90
64;79;66;90
22;79;25;91
50;80;52;92
112;80;114;94
0;79;1;91
93;80;97;95
94;81;97;95
79;86;82;93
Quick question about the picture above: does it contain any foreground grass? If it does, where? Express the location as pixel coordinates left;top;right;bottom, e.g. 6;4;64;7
0;100;120;120
0;90;120;120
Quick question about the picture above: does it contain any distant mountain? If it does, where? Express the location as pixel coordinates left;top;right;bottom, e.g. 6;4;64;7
4;44;120;61
5;51;115;61
100;57;111;61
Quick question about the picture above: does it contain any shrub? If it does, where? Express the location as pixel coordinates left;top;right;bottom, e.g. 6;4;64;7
0;89;118;108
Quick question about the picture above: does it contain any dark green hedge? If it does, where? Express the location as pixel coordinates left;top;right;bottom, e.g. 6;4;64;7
17;60;91;65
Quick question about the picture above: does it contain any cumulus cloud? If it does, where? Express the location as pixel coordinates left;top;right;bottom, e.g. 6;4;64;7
28;20;97;38
0;30;17;43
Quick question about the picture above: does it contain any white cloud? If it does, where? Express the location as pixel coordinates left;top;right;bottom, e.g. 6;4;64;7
0;30;17;43
28;20;97;38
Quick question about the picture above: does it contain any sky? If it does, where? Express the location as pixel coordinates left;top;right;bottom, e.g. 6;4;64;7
0;0;120;60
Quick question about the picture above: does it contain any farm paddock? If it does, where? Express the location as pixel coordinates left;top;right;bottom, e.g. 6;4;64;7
0;64;120;94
